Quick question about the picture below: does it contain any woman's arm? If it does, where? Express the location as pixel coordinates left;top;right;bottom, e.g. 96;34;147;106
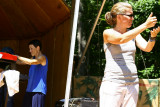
104;13;157;44
136;27;160;52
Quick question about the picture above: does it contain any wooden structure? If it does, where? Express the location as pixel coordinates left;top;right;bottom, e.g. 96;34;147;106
0;0;72;106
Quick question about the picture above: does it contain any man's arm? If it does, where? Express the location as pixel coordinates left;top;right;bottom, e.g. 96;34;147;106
16;55;46;65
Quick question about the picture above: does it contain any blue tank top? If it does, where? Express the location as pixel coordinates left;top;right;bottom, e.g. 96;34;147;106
26;55;48;94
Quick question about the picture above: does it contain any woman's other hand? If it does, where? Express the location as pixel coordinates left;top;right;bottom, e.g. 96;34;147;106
145;12;157;28
151;26;160;38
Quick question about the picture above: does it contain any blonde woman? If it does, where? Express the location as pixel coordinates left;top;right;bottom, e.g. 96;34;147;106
100;2;160;107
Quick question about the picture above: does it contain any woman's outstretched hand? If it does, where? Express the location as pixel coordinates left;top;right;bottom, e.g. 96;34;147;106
151;26;160;38
145;12;157;29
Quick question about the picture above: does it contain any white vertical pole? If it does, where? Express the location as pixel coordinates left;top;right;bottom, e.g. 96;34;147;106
64;0;80;107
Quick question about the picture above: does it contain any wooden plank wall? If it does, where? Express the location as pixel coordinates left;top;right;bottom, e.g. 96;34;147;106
0;17;71;107
42;17;71;106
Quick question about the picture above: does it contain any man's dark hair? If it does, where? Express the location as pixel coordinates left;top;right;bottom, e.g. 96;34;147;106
28;39;42;50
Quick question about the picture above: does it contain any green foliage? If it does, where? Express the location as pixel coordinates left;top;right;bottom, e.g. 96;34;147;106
65;0;160;78
138;65;158;79
131;0;160;79
64;0;72;8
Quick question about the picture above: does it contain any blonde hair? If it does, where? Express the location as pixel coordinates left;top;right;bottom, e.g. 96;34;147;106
105;2;132;26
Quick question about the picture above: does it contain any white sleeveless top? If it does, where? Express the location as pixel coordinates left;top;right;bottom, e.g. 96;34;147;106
103;39;139;84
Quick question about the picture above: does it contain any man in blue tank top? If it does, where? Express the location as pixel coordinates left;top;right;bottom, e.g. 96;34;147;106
16;39;48;107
